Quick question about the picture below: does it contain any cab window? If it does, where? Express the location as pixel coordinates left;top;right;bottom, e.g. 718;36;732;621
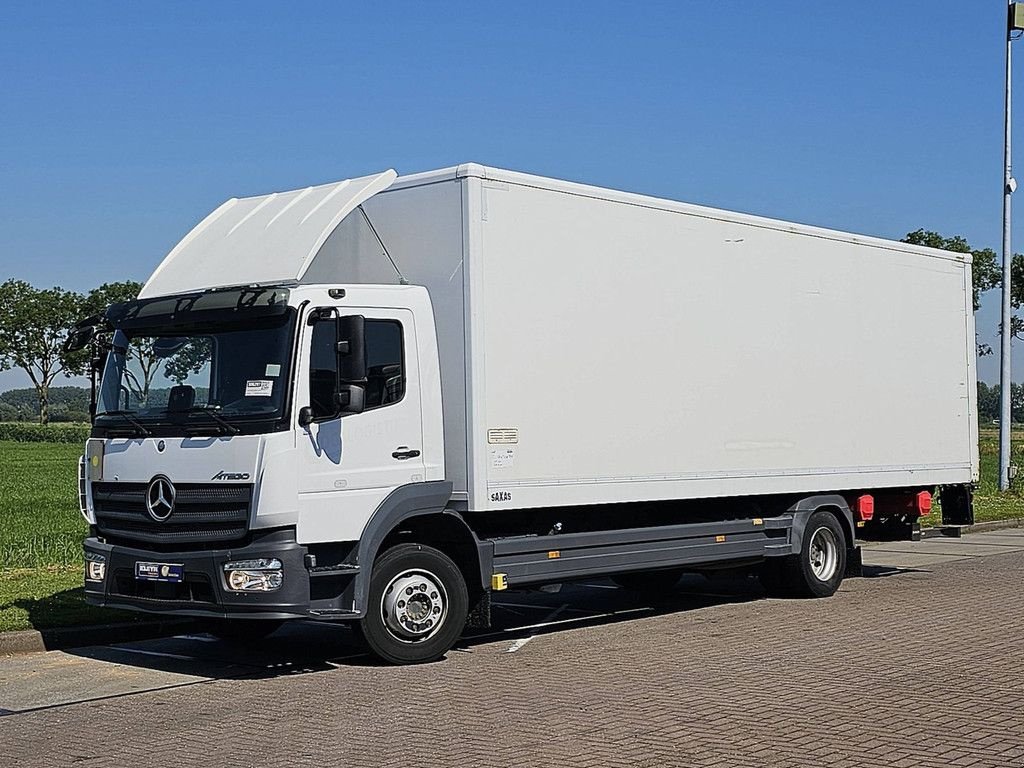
308;319;405;419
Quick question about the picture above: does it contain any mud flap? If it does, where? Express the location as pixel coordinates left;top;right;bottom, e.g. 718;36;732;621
465;589;492;629
845;546;863;578
939;484;974;526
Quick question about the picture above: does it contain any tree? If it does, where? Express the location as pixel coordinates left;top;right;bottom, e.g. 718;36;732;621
980;382;1024;423
978;381;1000;422
0;280;85;424
901;230;1017;356
1013;253;1024;342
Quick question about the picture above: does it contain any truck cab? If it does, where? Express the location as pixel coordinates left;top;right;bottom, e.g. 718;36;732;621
80;283;459;653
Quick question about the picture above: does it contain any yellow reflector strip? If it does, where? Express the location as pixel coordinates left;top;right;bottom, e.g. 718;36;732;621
548;550;560;559
491;573;508;591
715;535;727;543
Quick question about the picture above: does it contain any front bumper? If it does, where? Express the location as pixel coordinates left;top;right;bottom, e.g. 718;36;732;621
84;528;311;620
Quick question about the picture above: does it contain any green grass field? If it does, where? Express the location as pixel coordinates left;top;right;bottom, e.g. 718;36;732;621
0;441;88;569
920;426;1024;527
0;440;115;632
0;429;1021;633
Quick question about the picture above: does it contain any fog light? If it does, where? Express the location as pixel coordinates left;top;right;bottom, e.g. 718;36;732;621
223;558;283;592
85;552;106;582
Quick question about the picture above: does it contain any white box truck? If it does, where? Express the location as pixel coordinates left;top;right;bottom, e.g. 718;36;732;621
69;164;978;663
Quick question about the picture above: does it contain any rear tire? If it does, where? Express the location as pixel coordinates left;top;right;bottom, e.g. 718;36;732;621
356;543;468;665
764;510;846;598
610;568;683;593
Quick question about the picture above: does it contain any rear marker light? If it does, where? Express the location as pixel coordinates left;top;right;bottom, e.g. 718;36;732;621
916;490;932;516
856;494;875;522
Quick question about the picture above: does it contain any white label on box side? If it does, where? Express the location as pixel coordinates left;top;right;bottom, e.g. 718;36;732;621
490;447;515;468
245;380;274;397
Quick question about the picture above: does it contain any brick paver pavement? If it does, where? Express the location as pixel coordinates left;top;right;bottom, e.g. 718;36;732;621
2;551;1023;767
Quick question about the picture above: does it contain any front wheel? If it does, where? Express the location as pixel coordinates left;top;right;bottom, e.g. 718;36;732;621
357;543;468;665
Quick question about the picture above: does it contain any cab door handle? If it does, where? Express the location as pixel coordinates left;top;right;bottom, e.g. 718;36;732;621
392;449;421;460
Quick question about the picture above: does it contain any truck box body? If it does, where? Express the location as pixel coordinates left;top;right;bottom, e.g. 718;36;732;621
298;164;977;512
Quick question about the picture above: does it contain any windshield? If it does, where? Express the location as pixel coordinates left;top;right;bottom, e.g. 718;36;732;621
96;311;296;434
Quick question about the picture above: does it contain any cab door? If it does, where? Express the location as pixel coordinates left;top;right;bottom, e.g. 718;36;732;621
296;307;426;543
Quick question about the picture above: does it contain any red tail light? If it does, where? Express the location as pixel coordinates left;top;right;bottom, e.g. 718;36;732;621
916;490;932;516
856;494;874;521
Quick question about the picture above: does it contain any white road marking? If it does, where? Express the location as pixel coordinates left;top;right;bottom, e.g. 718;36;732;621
471;605;655;644
505;637;533;653
502;603;571;653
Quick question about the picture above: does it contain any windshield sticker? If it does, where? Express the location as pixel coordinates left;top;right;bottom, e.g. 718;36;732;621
245;380;274;397
265;363;281;377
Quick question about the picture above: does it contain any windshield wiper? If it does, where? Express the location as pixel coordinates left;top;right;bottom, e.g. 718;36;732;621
96;410;153;437
181;406;240;435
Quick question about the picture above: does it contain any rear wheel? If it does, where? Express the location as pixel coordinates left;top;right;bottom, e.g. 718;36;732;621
763;510;846;598
357;543;468;665
610;568;683;593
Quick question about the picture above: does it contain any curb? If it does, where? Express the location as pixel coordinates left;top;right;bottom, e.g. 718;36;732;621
922;517;1024;539
0;619;194;657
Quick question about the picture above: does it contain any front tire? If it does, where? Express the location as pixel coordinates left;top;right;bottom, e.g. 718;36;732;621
357;543;468;665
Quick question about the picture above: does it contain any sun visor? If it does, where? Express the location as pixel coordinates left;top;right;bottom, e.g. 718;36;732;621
139;170;398;298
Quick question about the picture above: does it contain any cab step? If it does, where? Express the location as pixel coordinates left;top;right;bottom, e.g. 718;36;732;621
308;564;360;577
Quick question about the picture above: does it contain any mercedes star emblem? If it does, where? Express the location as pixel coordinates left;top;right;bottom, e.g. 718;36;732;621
146;475;176;521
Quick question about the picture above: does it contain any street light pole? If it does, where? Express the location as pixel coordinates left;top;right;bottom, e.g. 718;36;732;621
1000;2;1021;491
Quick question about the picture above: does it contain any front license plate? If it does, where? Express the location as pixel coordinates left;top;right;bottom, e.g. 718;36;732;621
135;562;184;583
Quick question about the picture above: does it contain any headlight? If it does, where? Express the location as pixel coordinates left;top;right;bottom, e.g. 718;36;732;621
85;551;106;582
223;558;283;592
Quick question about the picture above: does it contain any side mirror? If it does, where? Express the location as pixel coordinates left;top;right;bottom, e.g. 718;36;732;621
336;315;366;381
336;384;365;415
336;315;367;415
64;316;102;353
298;405;314;428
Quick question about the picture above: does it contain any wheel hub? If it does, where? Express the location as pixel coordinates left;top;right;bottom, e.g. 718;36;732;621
808;526;839;581
381;569;447;642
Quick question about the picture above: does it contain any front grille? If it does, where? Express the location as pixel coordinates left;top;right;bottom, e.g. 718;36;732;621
93;482;252;546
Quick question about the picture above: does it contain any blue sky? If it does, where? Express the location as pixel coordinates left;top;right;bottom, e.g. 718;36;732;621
0;1;1021;389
